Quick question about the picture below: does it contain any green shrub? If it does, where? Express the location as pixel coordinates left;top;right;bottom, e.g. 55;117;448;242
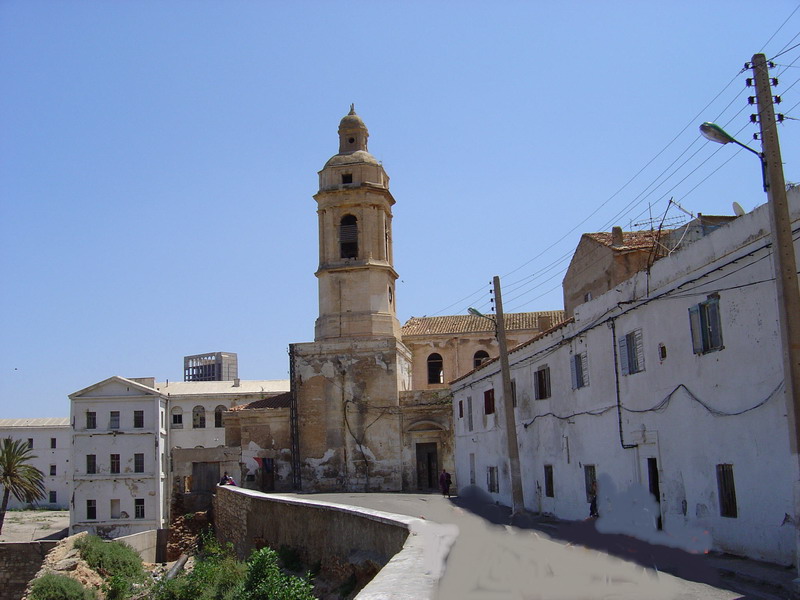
102;574;132;600
74;534;145;581
242;547;315;600
29;573;96;600
277;545;303;572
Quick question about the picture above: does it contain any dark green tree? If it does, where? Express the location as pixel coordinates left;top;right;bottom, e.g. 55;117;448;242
0;436;45;534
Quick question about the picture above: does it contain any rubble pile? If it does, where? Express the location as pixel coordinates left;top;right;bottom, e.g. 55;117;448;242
167;511;209;561
21;532;105;600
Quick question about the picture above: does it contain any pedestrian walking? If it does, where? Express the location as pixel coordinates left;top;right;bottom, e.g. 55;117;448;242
439;468;452;498
589;480;599;518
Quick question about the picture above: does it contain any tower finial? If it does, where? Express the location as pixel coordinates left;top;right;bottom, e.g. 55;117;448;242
349;103;356;115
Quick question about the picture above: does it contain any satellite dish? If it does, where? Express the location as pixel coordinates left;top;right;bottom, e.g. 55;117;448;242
732;202;745;217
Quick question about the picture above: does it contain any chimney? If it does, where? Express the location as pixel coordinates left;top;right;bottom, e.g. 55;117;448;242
233;378;241;388
611;226;624;247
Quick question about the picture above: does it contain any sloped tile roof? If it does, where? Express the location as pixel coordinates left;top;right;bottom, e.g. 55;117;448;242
584;230;671;251
0;417;70;428
401;311;565;337
229;391;292;411
154;380;289;396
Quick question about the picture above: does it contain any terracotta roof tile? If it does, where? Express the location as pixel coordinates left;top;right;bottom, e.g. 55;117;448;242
585;230;671;251
230;391;292;411
401;311;565;337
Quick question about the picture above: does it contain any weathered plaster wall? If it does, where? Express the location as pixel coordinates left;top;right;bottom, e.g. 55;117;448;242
0;542;57;600
453;193;800;565
293;339;407;492
399;390;454;491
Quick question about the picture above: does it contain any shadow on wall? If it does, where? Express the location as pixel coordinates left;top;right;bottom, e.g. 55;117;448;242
450;484;725;592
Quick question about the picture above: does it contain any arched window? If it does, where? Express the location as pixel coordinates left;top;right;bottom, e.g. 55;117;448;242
474;350;490;368
214;405;226;428
340;214;358;258
170;407;183;429
192;406;206;429
427;353;444;384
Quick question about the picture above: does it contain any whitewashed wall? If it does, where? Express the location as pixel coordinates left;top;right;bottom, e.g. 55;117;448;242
453;190;799;565
0;420;71;509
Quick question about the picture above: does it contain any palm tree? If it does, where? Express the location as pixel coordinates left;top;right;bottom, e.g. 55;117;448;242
0;437;45;534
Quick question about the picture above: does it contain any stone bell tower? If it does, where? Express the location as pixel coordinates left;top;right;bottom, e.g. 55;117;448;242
314;104;401;341
291;107;411;492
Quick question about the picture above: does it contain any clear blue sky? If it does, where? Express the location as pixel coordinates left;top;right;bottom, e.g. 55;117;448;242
2;1;799;418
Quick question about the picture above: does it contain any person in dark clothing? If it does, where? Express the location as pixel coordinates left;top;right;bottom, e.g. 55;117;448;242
589;480;599;517
219;471;236;486
439;468;452;498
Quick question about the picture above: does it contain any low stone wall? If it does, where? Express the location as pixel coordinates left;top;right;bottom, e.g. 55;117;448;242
213;487;456;599
0;542;58;600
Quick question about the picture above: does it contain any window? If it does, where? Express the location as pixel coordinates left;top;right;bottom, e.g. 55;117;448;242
483;389;495;415
134;410;144;428
466;397;474;432
584;465;597;503
49;464;57;476
427;353;444;384
716;464;738;518
571;352;589;389
86;411;96;430
109;411;120;430
341;173;353;184
469;453;476;485
134;453;144;473
171;407;183;429
49;491;57;504
110;454;120;474
134;498;145;519
86;454;96;474
458;400;463;419
487;466;499;493
27;438;33;449
50;437;56;449
511;379;517;408
534;365;551;400
544;465;554;498
473;350;490;368
690;294;724;354
111;499;121;519
619;329;645;375
339;214;358;259
192;406;206;429
86;499;96;520
214;405;226;428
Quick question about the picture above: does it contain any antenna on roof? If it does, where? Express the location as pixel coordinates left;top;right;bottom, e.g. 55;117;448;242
732;202;746;216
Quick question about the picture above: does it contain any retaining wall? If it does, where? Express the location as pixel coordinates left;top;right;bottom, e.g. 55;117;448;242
0;542;58;600
213;487;456;599
115;530;158;563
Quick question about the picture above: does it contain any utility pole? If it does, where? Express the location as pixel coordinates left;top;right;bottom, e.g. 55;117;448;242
752;53;800;571
493;276;525;514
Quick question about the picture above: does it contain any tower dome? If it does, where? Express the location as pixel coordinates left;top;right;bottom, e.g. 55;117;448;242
337;104;369;155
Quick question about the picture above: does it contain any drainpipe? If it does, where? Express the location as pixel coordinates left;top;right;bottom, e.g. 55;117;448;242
610;319;638;450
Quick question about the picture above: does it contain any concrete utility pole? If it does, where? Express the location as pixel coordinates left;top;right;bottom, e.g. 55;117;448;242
752;53;800;571
493;275;525;514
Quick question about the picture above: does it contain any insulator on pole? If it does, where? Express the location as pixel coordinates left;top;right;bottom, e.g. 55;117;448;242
746;78;753;87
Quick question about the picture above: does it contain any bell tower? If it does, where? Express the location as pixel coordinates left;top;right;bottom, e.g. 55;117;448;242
314;105;401;341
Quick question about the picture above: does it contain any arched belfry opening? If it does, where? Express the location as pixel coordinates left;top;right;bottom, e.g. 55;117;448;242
340;214;358;258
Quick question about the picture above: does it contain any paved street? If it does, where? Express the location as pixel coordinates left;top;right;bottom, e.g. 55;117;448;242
0;510;69;543
301;491;765;600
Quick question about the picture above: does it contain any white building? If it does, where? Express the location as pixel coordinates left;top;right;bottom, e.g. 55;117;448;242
0;418;71;509
69;377;168;537
67;375;289;537
451;189;800;566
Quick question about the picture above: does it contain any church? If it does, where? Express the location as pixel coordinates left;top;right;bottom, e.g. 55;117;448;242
225;107;562;494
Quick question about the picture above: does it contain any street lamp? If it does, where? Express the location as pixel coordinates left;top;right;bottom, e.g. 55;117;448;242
703;52;800;572
699;122;767;191
468;275;525;516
